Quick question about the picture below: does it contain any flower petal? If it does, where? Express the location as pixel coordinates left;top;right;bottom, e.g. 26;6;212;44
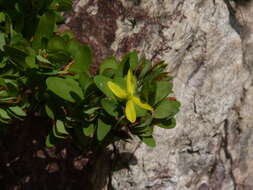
127;69;135;95
107;81;127;99
126;99;136;123
132;96;153;111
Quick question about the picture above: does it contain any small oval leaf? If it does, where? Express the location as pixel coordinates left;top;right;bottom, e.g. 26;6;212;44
97;119;112;141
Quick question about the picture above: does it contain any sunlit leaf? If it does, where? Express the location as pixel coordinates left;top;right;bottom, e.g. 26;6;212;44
126;99;136;123
8;106;26;117
107;81;127;99
0;108;11;119
132;96;153;111
56;120;68;135
153;100;180;119
83;123;94;137
83;107;100;114
36;55;52;64
141;136;156;147
127;69;135;95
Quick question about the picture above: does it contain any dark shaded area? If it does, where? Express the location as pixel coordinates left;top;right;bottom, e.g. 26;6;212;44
0;118;138;190
0;118;93;190
233;0;252;6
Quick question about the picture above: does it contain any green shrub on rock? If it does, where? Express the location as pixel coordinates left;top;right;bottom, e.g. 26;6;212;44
0;0;180;148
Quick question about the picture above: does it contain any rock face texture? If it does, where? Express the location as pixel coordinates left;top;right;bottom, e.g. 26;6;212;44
67;0;253;189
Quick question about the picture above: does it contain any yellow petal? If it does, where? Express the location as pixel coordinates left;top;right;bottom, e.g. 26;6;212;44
132;96;153;111
127;70;135;95
126;100;136;123
107;81;127;99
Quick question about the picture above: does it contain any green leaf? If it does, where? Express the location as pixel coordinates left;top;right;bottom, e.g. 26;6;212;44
139;59;152;78
50;0;72;11
46;77;84;103
0;12;5;23
99;57;118;76
25;56;38;69
131;118;153;136
0;117;10;124
45;131;57;147
138;126;153;137
153;100;180;119
79;72;92;94
34;11;56;39
129;51;138;70
8;106;26;117
0;32;5;51
4;46;27;64
47;50;70;63
94;75;116;100
40;70;68;76
132;96;153;111
133;117;152;128
141;136;156;147
101;98;119;117
83;107;100;114
126;99;136;123
56;120;68;135
97;119;112;141
47;36;66;52
67;40;92;73
52;125;66;139
60;30;75;41
36;55;52;64
154;81;173;105
116;54;130;77
156;118;176;129
45;105;55;119
83;123;94;137
0;97;16;103
0;57;7;69
107;81;127;99
135;104;147;117
143;63;167;83
113;77;127;90
131;125;153;136
0;108;11;119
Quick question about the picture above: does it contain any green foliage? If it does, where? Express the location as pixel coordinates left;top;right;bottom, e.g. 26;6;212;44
46;77;84;102
0;0;180;148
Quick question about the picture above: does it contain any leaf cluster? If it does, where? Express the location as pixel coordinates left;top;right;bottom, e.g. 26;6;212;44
0;0;180;148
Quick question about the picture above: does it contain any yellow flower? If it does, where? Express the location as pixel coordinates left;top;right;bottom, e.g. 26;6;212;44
107;70;153;123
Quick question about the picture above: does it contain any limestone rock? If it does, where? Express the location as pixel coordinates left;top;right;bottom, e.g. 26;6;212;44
67;0;253;189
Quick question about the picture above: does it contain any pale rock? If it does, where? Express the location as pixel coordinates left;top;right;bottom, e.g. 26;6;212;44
67;0;253;189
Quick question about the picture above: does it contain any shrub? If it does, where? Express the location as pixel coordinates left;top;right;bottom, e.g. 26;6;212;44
0;0;180;149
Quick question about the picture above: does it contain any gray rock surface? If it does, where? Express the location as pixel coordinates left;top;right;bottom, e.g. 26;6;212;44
67;0;253;189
